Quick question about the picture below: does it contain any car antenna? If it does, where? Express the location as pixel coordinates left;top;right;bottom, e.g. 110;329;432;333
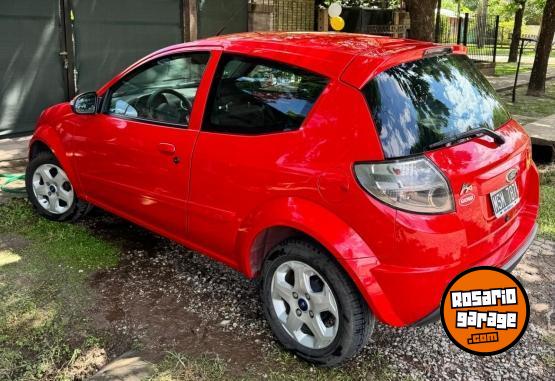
215;2;248;36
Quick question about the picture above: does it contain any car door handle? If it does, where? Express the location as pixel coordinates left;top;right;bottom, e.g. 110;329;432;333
158;143;176;155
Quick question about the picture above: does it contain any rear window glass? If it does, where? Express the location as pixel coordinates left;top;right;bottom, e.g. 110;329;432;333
363;54;510;158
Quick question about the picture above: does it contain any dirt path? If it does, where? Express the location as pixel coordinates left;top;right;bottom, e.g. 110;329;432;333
80;209;555;380
86;211;268;373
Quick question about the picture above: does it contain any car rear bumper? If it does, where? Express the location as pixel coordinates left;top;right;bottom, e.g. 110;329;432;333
412;222;537;326
349;201;539;326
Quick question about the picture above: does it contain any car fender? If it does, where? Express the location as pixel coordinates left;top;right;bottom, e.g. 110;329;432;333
236;197;404;326
30;124;82;194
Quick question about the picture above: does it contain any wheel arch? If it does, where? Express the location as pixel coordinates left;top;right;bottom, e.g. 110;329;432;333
237;197;404;326
29;139;52;159
238;197;376;275
29;125;82;194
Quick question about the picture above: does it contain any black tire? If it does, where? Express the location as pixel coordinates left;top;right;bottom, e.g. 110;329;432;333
25;152;91;221
261;239;374;366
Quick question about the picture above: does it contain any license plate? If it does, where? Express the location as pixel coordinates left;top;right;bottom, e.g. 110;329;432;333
490;183;519;218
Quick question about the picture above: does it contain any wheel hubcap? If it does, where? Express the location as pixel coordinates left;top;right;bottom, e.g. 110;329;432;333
270;260;339;349
32;164;74;214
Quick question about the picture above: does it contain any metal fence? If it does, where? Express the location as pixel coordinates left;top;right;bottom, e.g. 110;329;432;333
248;0;314;32
437;13;500;63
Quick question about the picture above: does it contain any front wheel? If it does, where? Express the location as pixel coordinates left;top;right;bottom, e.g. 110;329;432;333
25;152;91;221
261;239;374;366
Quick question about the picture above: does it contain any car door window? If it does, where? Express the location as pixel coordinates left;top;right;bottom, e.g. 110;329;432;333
203;55;328;134
106;52;210;126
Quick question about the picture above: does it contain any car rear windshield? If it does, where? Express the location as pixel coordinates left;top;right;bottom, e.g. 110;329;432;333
363;54;510;158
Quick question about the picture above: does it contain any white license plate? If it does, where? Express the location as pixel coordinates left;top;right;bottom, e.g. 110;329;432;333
490;182;520;218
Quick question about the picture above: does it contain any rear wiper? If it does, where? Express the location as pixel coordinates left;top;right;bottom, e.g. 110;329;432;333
427;128;505;150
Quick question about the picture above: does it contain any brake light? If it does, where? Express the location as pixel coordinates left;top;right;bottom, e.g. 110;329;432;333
525;139;532;170
354;157;455;214
423;46;453;58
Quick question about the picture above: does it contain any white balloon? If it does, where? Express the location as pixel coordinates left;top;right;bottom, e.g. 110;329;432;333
328;2;342;18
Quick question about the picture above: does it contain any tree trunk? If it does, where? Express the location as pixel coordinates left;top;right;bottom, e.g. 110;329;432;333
527;0;555;96
508;2;526;62
476;0;488;48
406;0;438;42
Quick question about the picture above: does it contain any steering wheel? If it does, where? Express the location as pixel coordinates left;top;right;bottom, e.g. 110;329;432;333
146;88;193;122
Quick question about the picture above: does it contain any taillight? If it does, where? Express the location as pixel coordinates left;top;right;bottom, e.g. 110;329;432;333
354;157;454;214
525;139;532;170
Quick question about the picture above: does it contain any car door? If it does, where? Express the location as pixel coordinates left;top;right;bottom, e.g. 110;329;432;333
188;54;329;265
72;51;214;240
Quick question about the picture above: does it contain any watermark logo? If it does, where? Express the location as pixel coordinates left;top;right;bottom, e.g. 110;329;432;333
440;266;529;355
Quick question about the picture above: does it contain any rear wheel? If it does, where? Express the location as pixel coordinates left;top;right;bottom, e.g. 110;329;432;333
25;152;91;221
261;239;374;366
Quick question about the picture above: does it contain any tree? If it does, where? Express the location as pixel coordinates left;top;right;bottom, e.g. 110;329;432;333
525;0;547;24
406;0;438;41
527;0;555;95
509;1;527;62
476;0;489;47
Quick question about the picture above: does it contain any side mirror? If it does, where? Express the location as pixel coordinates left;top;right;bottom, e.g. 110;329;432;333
70;92;98;114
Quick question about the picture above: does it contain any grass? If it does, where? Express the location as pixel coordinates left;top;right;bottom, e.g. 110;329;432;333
493;47;555;59
539;167;555;240
494;62;532;76
149;348;397;381
494;62;555;77
499;80;555;122
0;199;118;270
541;333;555;368
148;353;227;381
0;199;119;380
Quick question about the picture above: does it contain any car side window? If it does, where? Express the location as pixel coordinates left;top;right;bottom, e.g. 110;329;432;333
203;55;328;134
106;52;210;126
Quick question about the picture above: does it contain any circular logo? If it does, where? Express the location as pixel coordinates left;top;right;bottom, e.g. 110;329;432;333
440;266;529;356
459;193;475;206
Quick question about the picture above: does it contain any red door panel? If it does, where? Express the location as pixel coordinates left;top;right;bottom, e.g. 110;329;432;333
187;131;315;263
69;49;222;240
71;114;195;238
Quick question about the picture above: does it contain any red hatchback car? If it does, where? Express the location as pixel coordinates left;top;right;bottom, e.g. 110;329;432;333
26;33;539;365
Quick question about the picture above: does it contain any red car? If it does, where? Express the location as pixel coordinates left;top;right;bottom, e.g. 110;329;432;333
26;33;539;365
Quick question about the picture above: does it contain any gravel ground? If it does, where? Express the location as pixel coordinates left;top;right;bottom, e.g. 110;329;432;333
82;210;555;380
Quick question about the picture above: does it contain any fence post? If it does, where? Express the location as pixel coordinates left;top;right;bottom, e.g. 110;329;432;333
492;15;500;63
313;0;321;31
60;0;76;99
512;38;526;103
187;0;197;41
463;13;469;46
434;0;442;43
457;16;462;44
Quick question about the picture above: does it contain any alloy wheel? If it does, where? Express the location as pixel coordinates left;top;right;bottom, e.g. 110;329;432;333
270;260;339;349
32;164;74;214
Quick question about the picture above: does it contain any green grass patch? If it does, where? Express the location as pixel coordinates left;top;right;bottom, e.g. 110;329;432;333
539;168;555;240
0;199;118;270
494;62;532;77
149;348;397;381
493;47;555;59
500;80;555;121
493;62;554;77
149;352;227;381
0;199;119;380
257;348;396;381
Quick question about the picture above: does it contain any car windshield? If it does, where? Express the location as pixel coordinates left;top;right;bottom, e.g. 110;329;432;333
363;54;510;158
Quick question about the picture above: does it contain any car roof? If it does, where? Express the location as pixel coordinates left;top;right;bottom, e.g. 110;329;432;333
157;32;440;82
